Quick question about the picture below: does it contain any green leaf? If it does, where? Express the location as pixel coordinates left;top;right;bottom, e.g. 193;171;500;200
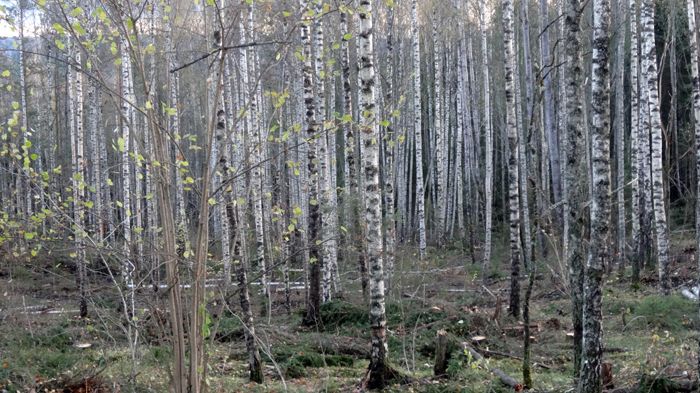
117;137;125;152
293;206;303;217
24;232;36;240
11;101;19;110
343;33;353;41
55;39;65;50
207;198;216;206
52;23;65;35
96;7;107;22
70;7;84;17
1;70;10;77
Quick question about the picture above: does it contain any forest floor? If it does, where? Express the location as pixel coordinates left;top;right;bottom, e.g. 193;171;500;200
0;232;699;392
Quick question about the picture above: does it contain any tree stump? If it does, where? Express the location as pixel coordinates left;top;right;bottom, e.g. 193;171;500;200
433;329;449;376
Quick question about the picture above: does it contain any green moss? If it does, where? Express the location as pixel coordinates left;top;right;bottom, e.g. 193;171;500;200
318;301;368;329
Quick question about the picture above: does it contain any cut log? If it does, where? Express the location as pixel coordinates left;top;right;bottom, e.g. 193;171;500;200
434;329;449;376
462;343;523;391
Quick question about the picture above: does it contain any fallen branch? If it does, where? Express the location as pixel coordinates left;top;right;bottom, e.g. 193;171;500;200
462;343;523;391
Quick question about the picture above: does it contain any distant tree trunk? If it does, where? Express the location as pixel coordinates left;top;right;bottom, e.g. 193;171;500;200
503;0;522;318
244;5;271;308
412;0;427;260
579;0;611;390
480;4;494;281
540;0;562;226
518;0;537;269
641;0;671;295
359;0;388;388
87;80;103;240
301;0;322;326
564;0;586;380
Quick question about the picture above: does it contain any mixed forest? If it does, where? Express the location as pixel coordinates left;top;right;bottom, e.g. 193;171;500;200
1;0;700;391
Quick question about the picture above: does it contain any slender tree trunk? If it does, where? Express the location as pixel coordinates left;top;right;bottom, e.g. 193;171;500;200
226;201;264;383
71;50;88;318
630;0;642;282
383;4;396;290
503;0;522;318
433;16;445;244
540;0;562;224
480;5;494;281
579;0;611;390
641;0;671;295
412;0;427;259
120;37;135;313
614;0;626;273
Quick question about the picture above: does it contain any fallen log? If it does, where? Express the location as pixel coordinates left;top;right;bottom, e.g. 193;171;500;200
462;342;523;391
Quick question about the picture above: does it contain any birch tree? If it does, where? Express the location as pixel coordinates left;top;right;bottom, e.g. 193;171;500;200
412;0;427;260
357;0;388;388
300;0;322;325
579;0;611;389
641;0;671;295
503;0;522;318
480;2;494;280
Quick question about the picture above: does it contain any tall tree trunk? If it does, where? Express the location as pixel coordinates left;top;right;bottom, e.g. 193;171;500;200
564;0;586;380
301;0;322;326
119;37;135;314
540;0;562;225
480;4;494;281
71;50;88;318
579;0;611;390
383;3;396;290
433;14;445;244
614;0;626;273
412;0;427;259
630;0;642;282
641;0;671;295
503;0;522;318
687;0;700;381
358;0;388;388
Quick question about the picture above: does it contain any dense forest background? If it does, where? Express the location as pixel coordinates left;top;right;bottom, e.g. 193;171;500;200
1;0;700;391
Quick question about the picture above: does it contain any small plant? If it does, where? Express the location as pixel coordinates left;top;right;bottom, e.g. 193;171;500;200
632;295;696;331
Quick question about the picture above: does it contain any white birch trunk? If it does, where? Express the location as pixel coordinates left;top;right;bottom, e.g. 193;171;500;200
641;0;671;294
